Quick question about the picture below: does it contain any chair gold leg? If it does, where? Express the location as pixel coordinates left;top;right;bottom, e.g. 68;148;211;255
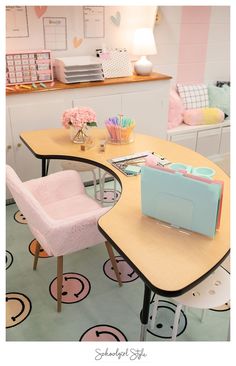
57;256;63;312
105;241;122;287
33;240;41;270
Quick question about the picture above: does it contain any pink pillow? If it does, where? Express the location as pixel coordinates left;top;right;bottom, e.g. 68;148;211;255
168;89;184;129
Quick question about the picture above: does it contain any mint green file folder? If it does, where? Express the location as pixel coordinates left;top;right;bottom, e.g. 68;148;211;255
141;166;222;238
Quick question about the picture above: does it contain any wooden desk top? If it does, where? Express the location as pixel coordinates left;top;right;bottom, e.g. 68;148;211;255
6;73;171;96
20;128;230;296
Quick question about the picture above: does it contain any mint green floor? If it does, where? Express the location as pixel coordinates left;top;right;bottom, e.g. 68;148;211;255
6;182;230;342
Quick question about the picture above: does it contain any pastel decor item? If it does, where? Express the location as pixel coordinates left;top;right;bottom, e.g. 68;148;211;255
169;163;192;174
105;114;135;144
191;167;215;179
111;11;121;26
73;37;83;48
61;107;97;144
183;108;224;126
208;84;230;117
132;28;157;76
34;6;47;18
168;89;184;129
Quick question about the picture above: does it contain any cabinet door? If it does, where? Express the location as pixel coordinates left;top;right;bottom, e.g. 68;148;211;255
9;99;68;181
121;90;168;139
219;126;230;155
73;95;121;128
196;128;221;157
170;132;197;150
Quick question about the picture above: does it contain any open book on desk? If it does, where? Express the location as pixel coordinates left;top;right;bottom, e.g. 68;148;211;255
141;165;224;238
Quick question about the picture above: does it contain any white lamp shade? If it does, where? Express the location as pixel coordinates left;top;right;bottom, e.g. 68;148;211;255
132;27;157;56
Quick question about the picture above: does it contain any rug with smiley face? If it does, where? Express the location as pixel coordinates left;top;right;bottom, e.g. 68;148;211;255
145;296;188;339
28;239;52;258
80;324;127;341
14;210;27;224
49;272;91;304
6;250;13;270
103;255;139;283
6;292;32;328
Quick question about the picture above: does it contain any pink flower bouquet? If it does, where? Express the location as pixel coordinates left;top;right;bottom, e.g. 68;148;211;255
62;107;97;129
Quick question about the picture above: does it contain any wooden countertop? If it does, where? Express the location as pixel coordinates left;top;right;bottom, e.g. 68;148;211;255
6;73;172;96
20;128;230;296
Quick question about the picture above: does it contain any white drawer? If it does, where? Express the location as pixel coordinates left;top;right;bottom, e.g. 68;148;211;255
170;132;197;150
219;126;230;155
196;128;221;157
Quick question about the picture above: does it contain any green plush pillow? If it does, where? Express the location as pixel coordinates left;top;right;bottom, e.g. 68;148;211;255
208;84;230;117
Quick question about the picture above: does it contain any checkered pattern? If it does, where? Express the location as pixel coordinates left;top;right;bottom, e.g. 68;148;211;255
177;84;209;109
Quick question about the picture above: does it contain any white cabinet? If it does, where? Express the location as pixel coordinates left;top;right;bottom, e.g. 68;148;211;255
122;88;169;138
167;121;230;162
6;108;16;200
196;129;221;157
170;132;197;150
219;126;230;155
7;97;70;181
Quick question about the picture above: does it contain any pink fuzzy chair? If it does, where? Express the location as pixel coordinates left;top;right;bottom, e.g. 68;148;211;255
6;165;122;312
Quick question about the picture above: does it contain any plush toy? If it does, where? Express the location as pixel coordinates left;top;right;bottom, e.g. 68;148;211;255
183;107;224;126
168;89;184;129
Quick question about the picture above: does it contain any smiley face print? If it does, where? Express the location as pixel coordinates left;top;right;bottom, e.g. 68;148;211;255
6;292;32;328
103;255;139;283
49;272;91;304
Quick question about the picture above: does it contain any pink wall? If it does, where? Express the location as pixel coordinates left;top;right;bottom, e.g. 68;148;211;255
177;6;211;83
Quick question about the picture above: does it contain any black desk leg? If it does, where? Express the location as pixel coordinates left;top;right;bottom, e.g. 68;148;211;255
42;158;46;177
140;283;151;341
42;159;50;177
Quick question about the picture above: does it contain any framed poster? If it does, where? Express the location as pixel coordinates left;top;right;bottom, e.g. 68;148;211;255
6;6;29;38
83;6;105;38
43;17;67;51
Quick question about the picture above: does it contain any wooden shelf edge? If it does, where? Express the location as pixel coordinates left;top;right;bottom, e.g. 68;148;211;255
6;73;172;96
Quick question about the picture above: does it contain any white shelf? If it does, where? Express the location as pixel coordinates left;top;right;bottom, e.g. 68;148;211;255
167;119;230;136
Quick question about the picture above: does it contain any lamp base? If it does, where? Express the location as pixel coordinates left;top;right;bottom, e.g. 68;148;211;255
134;56;153;76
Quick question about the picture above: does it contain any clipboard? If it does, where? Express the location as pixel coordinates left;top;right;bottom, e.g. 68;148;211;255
141;165;224;238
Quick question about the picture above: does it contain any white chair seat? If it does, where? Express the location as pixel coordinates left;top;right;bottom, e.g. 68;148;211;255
151;266;230;340
173;266;230;309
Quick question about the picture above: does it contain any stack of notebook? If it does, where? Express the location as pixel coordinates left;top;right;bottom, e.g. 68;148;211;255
141;165;224;238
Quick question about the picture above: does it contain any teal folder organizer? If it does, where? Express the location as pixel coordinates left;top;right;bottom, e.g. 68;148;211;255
141;166;223;238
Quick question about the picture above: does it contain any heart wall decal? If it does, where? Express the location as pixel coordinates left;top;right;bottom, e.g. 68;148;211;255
111;11;121;26
73;37;83;48
34;6;47;18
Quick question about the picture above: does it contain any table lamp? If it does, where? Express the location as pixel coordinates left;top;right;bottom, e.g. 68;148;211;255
132;28;157;76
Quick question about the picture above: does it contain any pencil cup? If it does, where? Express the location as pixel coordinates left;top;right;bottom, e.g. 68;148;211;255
105;115;135;144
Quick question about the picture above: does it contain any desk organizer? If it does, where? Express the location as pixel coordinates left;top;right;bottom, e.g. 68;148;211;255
6;50;53;85
54;56;104;83
141;165;223;238
105;115;135;144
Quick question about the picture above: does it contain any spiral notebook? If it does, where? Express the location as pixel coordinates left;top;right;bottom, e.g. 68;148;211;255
141;165;224;238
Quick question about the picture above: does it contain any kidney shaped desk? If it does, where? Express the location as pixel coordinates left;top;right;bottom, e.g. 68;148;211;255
20;128;230;340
